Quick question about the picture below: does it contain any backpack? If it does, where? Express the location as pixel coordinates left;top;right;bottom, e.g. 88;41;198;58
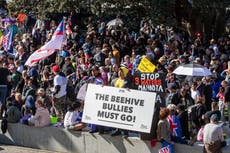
189;105;199;122
189;104;203;122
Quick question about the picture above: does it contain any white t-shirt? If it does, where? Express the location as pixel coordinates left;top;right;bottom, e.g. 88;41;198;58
64;111;79;127
53;74;67;98
191;89;200;102
203;123;224;143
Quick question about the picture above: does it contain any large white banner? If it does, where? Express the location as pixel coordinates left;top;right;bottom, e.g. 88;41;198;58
82;84;156;133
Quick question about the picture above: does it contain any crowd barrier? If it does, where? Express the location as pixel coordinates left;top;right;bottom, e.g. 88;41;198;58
0;122;229;153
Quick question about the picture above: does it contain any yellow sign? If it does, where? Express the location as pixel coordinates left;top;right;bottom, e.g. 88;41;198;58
137;56;155;72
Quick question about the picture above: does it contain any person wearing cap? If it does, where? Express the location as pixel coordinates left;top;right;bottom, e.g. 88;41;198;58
204;102;221;124
203;114;225;153
52;65;68;122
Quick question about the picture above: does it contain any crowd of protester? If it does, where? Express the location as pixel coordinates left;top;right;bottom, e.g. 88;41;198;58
0;12;230;153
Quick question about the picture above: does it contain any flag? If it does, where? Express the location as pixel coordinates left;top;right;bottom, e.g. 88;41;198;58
159;140;174;153
158;145;171;153
167;115;182;137
25;20;65;66
3;28;13;51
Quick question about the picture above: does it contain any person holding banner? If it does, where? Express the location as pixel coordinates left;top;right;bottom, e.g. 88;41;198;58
87;65;106;133
110;66;130;137
111;66;130;89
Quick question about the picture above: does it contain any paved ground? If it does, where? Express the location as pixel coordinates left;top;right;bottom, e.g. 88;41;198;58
0;145;63;153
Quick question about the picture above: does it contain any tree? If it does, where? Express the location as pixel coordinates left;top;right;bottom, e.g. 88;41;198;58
6;0;228;39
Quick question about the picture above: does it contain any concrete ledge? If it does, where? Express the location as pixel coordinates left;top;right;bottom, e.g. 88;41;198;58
0;122;229;153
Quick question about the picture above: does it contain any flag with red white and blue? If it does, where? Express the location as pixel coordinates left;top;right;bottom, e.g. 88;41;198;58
3;28;13;52
25;20;65;66
167;115;182;138
158;145;171;153
159;140;174;153
52;20;64;36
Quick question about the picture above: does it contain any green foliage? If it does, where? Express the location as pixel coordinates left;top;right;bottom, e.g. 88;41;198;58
7;0;79;19
6;0;228;31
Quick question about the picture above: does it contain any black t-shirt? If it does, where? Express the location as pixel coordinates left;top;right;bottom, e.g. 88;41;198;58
0;67;9;85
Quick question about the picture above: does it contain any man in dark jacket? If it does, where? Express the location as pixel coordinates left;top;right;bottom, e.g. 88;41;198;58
177;104;189;139
171;88;194;108
0;60;10;117
203;77;213;111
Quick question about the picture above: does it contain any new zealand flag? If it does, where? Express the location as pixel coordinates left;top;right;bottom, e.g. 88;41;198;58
159;140;174;153
167;115;182;138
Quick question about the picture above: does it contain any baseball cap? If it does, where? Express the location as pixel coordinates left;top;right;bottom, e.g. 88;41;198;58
210;114;219;122
52;65;60;72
